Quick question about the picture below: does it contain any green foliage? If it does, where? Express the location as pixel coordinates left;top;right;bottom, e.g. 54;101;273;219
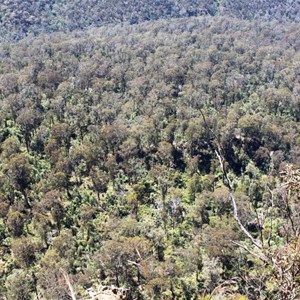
11;237;38;268
5;269;34;300
0;6;299;299
6;211;26;237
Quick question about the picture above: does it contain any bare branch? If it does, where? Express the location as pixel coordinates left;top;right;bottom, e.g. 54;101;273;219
267;186;274;247
127;260;141;267
230;240;268;263
214;149;263;250
199;108;264;250
61;270;76;300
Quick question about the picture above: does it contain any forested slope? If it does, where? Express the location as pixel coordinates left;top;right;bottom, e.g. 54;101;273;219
0;0;299;41
0;15;300;299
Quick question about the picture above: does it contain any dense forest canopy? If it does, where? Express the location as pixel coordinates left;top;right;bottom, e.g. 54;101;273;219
0;0;300;42
0;1;300;300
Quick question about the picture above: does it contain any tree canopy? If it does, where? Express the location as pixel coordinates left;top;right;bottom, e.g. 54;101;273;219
0;3;300;300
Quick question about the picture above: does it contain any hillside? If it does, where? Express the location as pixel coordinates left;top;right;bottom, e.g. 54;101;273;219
0;0;299;41
1;15;300;299
1;3;300;300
